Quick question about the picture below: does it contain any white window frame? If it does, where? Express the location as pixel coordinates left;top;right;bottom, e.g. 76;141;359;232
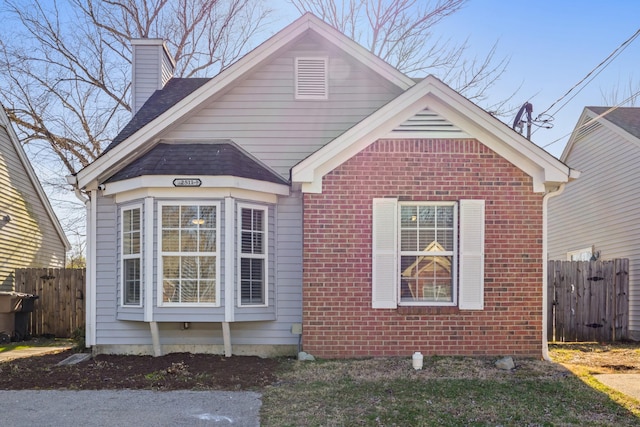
121;204;143;307
567;247;592;261
295;57;328;100
372;198;484;310
237;203;268;307
157;201;221;307
398;201;458;307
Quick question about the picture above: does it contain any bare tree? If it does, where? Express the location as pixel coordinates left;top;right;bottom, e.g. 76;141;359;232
0;0;270;255
600;77;640;107
290;0;511;109
0;0;271;176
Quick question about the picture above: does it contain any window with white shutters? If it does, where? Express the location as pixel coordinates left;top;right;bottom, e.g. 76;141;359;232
371;199;484;309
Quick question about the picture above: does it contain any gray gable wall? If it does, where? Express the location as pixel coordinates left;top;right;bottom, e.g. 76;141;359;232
588;107;640;140
548;109;640;340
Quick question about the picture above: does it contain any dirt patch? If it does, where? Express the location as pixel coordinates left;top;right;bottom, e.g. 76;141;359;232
548;342;640;374
0;341;638;391
0;349;282;390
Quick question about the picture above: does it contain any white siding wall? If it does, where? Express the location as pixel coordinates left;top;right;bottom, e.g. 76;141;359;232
0;125;66;290
163;34;404;177
548;125;640;337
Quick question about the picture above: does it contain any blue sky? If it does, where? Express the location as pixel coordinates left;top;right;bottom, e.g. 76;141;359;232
272;1;640;158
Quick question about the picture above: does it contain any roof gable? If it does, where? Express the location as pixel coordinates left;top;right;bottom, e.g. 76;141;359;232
561;107;640;162
76;13;414;190
292;75;576;193
0;106;70;250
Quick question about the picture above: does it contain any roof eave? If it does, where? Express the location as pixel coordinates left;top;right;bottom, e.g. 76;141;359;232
77;13;414;188
292;75;575;194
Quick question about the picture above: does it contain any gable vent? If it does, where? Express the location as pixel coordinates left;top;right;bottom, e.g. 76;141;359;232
295;57;328;100
389;108;469;137
573;119;603;143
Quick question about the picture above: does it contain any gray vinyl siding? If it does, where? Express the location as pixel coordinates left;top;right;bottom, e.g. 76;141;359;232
95;195;145;344
97;192;302;347
163;33;404;177
548;124;640;337
132;41;173;115
0;125;66;290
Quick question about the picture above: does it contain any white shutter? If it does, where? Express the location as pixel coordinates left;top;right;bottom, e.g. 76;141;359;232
459;199;485;310
295;57;328;99
372;198;398;308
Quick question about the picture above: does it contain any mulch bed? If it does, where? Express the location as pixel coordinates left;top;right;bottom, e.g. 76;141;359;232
0;349;284;391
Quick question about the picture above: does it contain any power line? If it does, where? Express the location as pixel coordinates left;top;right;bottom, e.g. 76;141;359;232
536;27;640;120
541;89;640;150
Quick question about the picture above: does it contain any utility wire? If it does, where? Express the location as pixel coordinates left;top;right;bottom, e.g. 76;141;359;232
536;27;640;120
541;88;640;149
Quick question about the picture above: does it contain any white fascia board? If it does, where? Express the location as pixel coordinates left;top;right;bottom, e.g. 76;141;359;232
114;187;280;205
423;92;572;191
560;107;593;162
293;77;436;185
104;175;289;196
0;107;71;250
587;107;640;150
78;14;412;189
293;75;572;193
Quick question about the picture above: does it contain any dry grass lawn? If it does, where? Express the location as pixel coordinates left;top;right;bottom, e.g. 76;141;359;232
261;343;640;426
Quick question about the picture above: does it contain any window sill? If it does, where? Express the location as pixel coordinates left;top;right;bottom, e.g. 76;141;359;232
397;306;460;315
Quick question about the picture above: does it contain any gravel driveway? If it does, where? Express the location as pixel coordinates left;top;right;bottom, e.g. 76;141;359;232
0;390;261;427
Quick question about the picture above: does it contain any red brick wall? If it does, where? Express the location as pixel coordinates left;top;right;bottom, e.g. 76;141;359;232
302;139;544;358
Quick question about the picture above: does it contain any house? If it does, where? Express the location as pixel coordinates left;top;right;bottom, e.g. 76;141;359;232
548;106;640;341
72;13;577;358
0;104;69;290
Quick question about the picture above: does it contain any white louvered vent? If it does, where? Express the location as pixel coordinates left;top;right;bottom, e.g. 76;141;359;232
390;109;469;137
295;57;328;100
573;119;603;143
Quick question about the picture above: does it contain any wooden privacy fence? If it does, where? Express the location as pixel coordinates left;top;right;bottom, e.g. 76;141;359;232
14;268;85;338
548;260;628;342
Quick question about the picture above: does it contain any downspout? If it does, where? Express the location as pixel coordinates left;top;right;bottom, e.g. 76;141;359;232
542;183;566;361
67;175;95;348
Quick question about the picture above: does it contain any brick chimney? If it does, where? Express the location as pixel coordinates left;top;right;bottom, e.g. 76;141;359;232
130;39;175;115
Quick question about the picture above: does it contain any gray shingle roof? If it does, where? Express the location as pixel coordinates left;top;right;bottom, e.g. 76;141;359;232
588;107;640;140
103;78;211;153
105;142;288;185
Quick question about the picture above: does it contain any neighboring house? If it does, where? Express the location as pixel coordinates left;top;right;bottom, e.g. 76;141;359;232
548;106;640;340
0;104;70;291
72;13;576;358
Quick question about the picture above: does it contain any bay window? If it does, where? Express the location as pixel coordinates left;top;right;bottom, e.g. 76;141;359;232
121;206;141;306
159;202;219;305
239;204;267;306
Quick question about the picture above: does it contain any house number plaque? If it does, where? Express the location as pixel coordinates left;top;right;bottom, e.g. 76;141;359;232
173;178;202;187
